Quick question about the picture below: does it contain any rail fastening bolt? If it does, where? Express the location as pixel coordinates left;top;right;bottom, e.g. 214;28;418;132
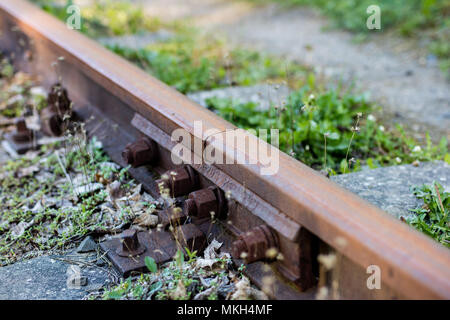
122;136;158;168
231;225;278;264
12;117;34;142
155;165;198;197
184;186;227;220
116;229;146;257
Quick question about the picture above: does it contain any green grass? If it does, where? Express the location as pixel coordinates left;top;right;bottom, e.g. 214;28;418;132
30;0;310;93
206;82;449;174
0;137;130;266
408;182;449;247
252;0;450;74
102;249;232;300
107;34;309;94
30;0;161;38
0;58;46;118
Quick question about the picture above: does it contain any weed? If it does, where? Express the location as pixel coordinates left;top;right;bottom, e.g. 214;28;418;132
107;36;309;94
206;85;449;174
31;0;161;38
31;0;310;93
408;182;449;247
145;256;158;273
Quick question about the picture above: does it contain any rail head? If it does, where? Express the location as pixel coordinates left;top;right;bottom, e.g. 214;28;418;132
1;0;449;299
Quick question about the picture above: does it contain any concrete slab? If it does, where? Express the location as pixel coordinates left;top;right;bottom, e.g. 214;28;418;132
97;30;173;50
0;252;112;300
187;84;289;110
331;161;450;219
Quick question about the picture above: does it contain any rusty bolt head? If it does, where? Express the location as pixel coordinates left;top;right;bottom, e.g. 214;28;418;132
184;198;197;216
40;107;63;137
172;224;206;253
122;136;158;168
158;206;187;230
116;229;146;257
231;225;278;264
155;166;198;198
16;118;27;132
47;83;71;114
185;188;218;219
12;117;34;142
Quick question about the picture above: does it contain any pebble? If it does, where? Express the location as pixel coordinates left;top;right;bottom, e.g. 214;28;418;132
73;183;104;196
76;236;98;253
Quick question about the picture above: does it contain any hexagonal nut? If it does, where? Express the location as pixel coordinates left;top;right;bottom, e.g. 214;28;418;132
122;137;157;168
231;225;278;263
132;142;153;165
172;167;193;197
189;188;218;219
40;107;63;137
172;224;206;253
158;207;187;230
48;84;71;113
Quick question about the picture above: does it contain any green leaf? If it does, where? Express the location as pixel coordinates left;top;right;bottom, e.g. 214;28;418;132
145;256;158;273
445;153;450;165
175;249;184;267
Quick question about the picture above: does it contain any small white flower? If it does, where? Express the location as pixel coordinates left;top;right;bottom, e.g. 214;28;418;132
412;146;422;153
367;114;376;122
379;125;385;132
395;157;402;163
308;94;315;101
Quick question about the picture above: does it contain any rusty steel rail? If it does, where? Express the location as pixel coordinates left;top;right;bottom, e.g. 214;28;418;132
1;0;450;299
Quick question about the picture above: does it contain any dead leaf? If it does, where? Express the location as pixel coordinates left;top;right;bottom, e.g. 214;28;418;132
17;165;39;178
11;219;35;239
129;184;142;201
134;211;159;228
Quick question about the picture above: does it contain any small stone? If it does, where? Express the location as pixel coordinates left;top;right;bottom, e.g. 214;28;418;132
73;183;103;196
68;275;88;287
76;236;98;253
134;211;159;228
100;162;121;171
108;180;124;201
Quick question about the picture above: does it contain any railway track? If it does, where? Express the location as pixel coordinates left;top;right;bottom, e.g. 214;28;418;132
1;0;449;300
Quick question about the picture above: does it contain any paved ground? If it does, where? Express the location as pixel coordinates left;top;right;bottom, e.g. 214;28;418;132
135;0;449;142
187;84;290;110
331;161;450;220
0;251;114;300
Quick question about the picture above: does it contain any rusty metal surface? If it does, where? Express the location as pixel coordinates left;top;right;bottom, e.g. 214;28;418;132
122;136;158;168
1;0;450;299
155;166;199;197
132;113;301;241
158;207;188;230
184;187;224;220
40;83;72;136
100;230;176;276
173;224;207;254
4;117;41;154
115;229;146;257
231;225;277;264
